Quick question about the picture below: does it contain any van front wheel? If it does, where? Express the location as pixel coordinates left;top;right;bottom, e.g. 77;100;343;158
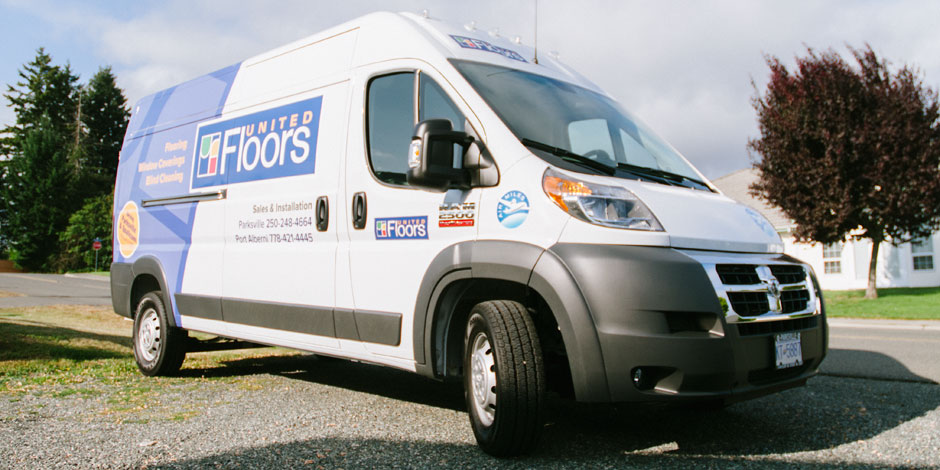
464;300;545;457
133;291;186;376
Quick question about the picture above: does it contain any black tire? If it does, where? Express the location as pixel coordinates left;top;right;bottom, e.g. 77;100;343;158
132;291;187;376
464;300;545;457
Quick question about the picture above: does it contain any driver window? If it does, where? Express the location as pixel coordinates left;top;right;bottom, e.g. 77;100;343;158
568;119;615;166
419;78;464;132
367;72;467;185
419;76;466;168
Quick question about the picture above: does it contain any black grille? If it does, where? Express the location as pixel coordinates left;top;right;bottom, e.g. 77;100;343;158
716;264;759;285
770;265;806;284
737;316;819;336
781;290;810;313
717;264;806;285
729;290;811;316
727;292;769;316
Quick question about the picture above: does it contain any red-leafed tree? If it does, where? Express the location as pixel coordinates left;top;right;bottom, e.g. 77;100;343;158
749;45;940;299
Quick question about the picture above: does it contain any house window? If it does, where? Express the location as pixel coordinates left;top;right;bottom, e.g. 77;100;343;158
823;243;842;274
912;238;934;271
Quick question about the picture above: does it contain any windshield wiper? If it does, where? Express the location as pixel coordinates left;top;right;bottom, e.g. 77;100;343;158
521;138;616;176
616;162;709;189
521;138;710;189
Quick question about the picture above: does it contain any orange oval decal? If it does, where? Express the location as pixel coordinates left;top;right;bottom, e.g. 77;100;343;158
117;201;140;258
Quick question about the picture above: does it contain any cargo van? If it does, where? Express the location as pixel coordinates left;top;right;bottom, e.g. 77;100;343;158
111;11;827;456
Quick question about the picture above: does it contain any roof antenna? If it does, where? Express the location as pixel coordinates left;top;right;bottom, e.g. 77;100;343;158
533;0;539;64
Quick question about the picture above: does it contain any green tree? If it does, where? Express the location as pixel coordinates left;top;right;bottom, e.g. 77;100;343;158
750;45;940;299
1;50;129;270
0;48;79;156
56;193;112;272
1;116;78;271
0;49;81;267
77;67;129;198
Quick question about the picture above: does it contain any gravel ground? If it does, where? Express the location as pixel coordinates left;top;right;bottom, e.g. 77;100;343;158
1;354;938;469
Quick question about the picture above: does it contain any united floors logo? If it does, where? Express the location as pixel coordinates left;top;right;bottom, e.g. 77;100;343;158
450;35;527;62
191;96;322;189
196;133;221;177
375;216;428;240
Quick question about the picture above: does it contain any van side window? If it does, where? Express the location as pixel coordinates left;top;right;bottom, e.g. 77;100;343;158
419;77;466;168
419;78;464;132
367;73;416;185
367;72;467;185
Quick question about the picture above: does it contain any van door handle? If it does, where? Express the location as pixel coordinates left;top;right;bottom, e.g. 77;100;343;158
351;192;367;230
315;196;329;232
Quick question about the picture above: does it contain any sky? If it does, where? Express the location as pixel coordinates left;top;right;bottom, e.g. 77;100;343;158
1;0;939;179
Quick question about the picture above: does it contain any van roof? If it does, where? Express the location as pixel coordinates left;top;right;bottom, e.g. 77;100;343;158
124;11;605;142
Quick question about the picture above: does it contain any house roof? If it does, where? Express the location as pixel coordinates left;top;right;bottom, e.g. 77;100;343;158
712;168;795;229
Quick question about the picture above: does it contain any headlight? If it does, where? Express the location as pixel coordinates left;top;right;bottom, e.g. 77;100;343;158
542;168;664;231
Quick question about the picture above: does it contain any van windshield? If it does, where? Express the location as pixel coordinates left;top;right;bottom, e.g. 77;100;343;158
452;60;710;190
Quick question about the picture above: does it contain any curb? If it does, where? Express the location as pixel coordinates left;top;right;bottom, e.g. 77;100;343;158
827;318;940;332
63;273;109;282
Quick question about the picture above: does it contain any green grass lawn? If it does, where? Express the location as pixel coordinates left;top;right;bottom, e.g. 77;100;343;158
823;287;940;320
0;305;303;423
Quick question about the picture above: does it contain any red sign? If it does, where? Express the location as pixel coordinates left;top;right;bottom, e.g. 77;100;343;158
93;241;102;251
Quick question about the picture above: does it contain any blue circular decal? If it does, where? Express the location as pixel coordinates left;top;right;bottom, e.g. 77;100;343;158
496;190;529;229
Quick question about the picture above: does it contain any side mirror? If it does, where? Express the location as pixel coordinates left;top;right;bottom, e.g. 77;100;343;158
407;119;473;192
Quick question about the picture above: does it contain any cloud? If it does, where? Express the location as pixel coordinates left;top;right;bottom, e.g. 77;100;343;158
530;0;940;177
3;0;940;178
9;0;539;112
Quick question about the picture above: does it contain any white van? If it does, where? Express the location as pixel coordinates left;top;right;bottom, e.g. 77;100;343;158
111;12;827;456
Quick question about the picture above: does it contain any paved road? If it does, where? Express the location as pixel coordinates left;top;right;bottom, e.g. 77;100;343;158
0;272;111;308
824;319;940;384
2;273;938;384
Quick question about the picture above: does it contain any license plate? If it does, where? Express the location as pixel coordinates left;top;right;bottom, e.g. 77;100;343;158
774;332;803;369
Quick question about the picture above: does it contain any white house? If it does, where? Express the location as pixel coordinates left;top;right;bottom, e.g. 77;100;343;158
712;169;939;291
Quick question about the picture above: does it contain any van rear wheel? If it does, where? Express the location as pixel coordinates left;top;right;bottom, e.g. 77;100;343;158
464;300;545;457
133;291;186;376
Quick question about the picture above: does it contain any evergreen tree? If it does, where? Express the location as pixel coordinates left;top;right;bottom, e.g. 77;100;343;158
0;48;79;156
78;67;129;197
1;115;78;271
0;50;129;269
0;49;83;269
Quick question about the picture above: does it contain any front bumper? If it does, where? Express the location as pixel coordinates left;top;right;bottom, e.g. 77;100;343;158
547;244;828;403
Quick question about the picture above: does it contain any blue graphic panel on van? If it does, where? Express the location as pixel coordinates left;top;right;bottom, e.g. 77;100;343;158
191;96;322;188
114;63;241;326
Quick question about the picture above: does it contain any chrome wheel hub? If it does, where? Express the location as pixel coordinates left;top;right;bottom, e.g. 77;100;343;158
470;332;497;426
137;309;161;362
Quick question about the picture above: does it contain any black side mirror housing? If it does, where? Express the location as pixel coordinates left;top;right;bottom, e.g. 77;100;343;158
406;119;473;192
